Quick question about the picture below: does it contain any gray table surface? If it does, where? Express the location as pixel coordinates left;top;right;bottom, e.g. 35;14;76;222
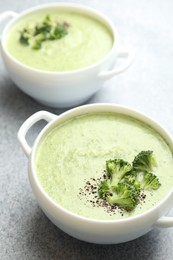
1;0;173;259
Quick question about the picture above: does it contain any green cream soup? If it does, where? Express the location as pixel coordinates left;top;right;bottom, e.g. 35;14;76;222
6;10;113;71
35;113;173;220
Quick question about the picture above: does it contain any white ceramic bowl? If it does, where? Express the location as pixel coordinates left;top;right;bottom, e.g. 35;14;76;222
0;3;133;108
17;103;173;244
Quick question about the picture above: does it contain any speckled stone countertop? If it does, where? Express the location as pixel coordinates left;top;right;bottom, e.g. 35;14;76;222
1;0;173;259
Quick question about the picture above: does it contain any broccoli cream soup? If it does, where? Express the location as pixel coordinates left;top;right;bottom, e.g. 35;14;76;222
6;10;113;71
35;113;173;220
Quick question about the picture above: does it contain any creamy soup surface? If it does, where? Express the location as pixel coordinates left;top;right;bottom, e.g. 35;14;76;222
35;113;173;220
6;10;113;71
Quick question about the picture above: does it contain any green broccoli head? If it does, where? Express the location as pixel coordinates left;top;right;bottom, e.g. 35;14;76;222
106;159;132;186
98;180;111;199
97;150;161;212
108;183;137;211
140;172;161;190
133;150;157;172
121;171;141;193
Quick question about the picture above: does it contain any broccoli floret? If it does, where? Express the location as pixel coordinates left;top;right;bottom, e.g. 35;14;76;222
106;159;132;187
98;180;111;199
139;172;161;190
19;15;68;50
121;171;141;193
98;162;138;211
108;183;137;211
133;150;157;172
97;151;161;212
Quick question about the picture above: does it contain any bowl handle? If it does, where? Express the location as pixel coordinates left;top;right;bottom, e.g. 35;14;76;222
98;47;134;79
154;216;173;228
17;111;57;158
0;11;18;26
0;11;18;22
0;11;18;38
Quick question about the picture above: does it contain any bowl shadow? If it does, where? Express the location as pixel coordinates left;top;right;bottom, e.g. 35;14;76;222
24;205;161;260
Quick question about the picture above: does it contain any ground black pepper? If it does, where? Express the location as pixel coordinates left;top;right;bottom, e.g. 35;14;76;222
78;173;148;217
